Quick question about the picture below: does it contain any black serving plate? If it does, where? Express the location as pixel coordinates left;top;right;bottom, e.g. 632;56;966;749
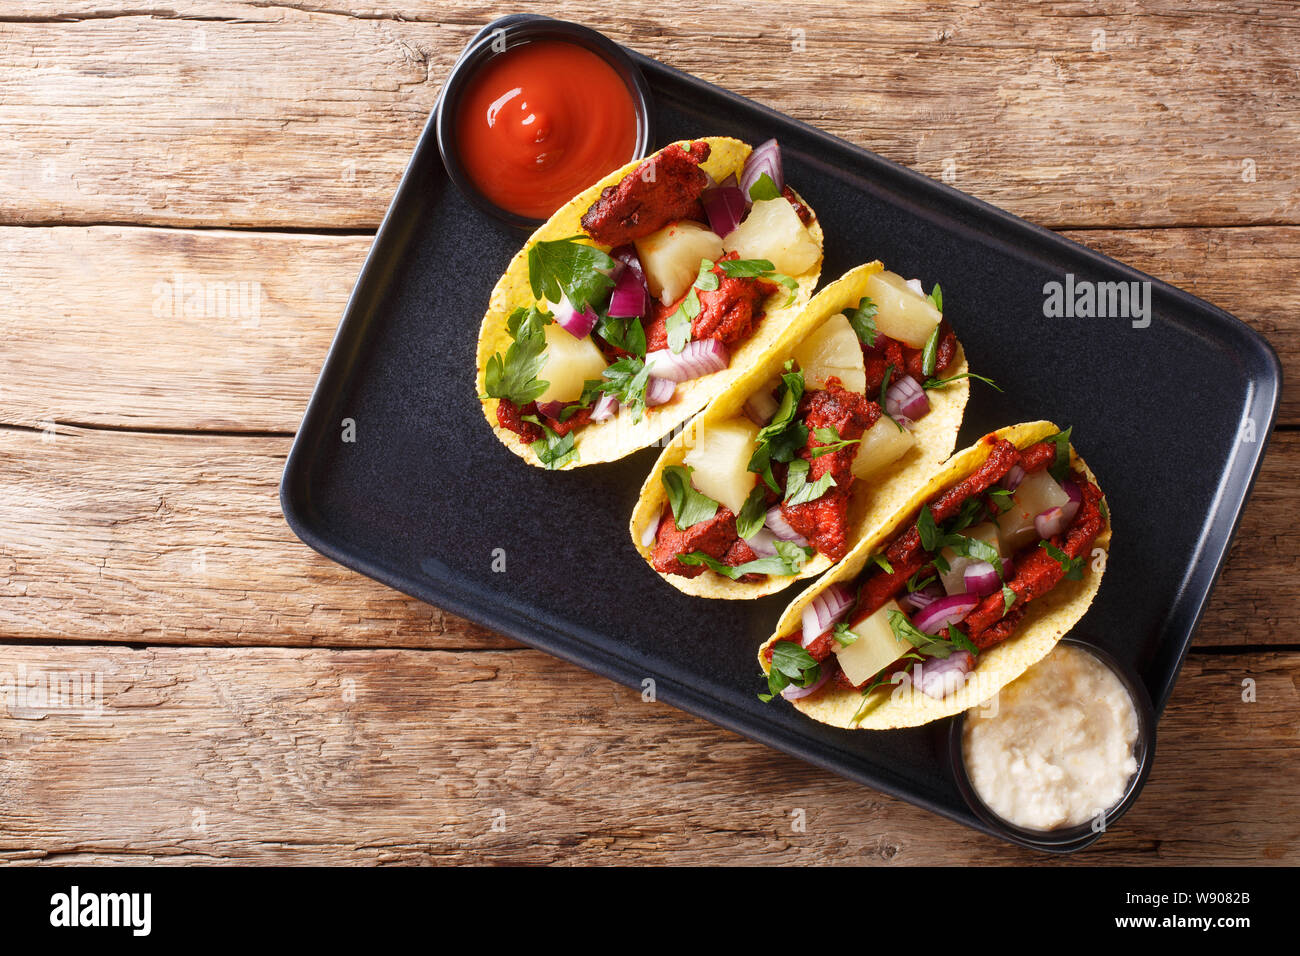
281;15;1281;850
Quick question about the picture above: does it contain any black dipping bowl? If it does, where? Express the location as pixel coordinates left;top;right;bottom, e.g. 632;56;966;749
948;637;1157;853
434;17;655;231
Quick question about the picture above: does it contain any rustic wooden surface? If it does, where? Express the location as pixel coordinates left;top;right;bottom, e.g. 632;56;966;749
1;0;1296;865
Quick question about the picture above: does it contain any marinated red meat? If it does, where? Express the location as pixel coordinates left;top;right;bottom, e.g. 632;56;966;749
651;505;740;578
902;320;958;381
862;335;906;395
495;398;543;444
781;185;815;225
691;254;776;347
580;141;712;246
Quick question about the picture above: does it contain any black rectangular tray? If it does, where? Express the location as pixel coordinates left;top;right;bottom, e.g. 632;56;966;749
281;15;1281;849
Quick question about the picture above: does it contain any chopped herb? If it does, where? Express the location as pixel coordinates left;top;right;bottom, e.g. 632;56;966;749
1044;426;1074;483
528;237;616;313
1041;540;1085;580
809;425;862;458
718;257;798;306
684;540;813;581
521;415;578;470
784;458;837;506
748;172;781;202
595;313;646;358
923;371;1003;392
666;259;720;353
947;626;979;657
595;356;652;422
748;365;808;491
844;296;878;346
906;570;935;593
832;621;859;646
927;283;943;312
760;639;820;701
887;609;956;659
987;487;1014;513
1099;498;1110;524
1001;584;1016;617
868;552;895;575
735;484;769;540
661;465;719;530
921;324;941;377
482;306;553;406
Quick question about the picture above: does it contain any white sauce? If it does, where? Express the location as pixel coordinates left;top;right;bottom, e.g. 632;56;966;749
962;643;1139;831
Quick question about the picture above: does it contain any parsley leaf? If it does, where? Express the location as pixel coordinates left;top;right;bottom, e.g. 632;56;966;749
666;259;718;353
927;283;943;312
482;306;552;406
923;371;1003;392
868;552;895;575
844;296;878;346
682;540;813;580
527;237;616;313
717;257;798;307
809;426;862;458
1041;540;1085;580
887;609;956;658
1001;584;1016;617
921;323;941;377
748;173;781;202
784;458;837;506
760;639;820;701
832;621;859;646
596;357;651;423
661;465;719;530
1044;426;1074;483
521;415;578;470
595;313;646;358
748;366;808;491
736;484;769;540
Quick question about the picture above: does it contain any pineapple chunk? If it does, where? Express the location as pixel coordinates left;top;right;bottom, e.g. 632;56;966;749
635;221;724;304
792;312;866;394
862;270;941;348
851;415;916;479
722;198;820;276
835;598;911;687
537;322;607;404
682;418;760;514
938;521;1002;595
999;470;1070;554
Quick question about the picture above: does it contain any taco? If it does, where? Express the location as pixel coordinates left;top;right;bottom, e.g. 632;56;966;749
630;262;973;599
758;421;1111;728
477;137;824;469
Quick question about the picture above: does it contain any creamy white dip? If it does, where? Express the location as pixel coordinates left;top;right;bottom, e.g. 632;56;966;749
962;643;1139;831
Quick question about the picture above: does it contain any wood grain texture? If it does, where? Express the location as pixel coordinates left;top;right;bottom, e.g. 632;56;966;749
0;422;1295;649
2;224;1296;431
1;1;1296;229
0;644;1293;864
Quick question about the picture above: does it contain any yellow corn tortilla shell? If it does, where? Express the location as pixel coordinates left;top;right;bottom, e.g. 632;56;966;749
476;137;824;469
759;421;1112;728
629;262;970;599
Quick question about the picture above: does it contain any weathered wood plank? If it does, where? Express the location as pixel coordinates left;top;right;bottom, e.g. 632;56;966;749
2;224;1295;432
0;423;1294;648
0;644;1292;864
1;1;1296;229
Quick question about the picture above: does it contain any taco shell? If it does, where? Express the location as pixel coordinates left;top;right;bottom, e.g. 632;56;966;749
476;137;824;469
630;262;970;599
758;420;1112;728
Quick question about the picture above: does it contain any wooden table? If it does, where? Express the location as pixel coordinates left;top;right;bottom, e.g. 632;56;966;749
1;1;1296;865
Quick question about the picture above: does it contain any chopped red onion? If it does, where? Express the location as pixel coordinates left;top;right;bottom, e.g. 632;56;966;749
916;651;975;700
703;178;747;237
764;506;809;545
535;401;565;420
645;339;730;382
885;374;929;422
743;527;780;558
963;561;1000;597
1002;464;1026;491
607;268;647;319
743;388;780;426
739;138;784;201
590;394;618;422
552;296;598;339
801;583;855;646
1035;479;1081;538
912;593;978;635
645;376;675;407
902;583;943;611
640;512;661;548
611;245;646;283
781;664;831;700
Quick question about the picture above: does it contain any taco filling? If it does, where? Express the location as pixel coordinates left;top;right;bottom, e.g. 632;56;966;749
483;139;821;468
761;428;1107;719
648;273;967;583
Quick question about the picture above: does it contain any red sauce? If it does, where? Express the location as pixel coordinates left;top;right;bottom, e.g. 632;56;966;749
454;39;641;220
